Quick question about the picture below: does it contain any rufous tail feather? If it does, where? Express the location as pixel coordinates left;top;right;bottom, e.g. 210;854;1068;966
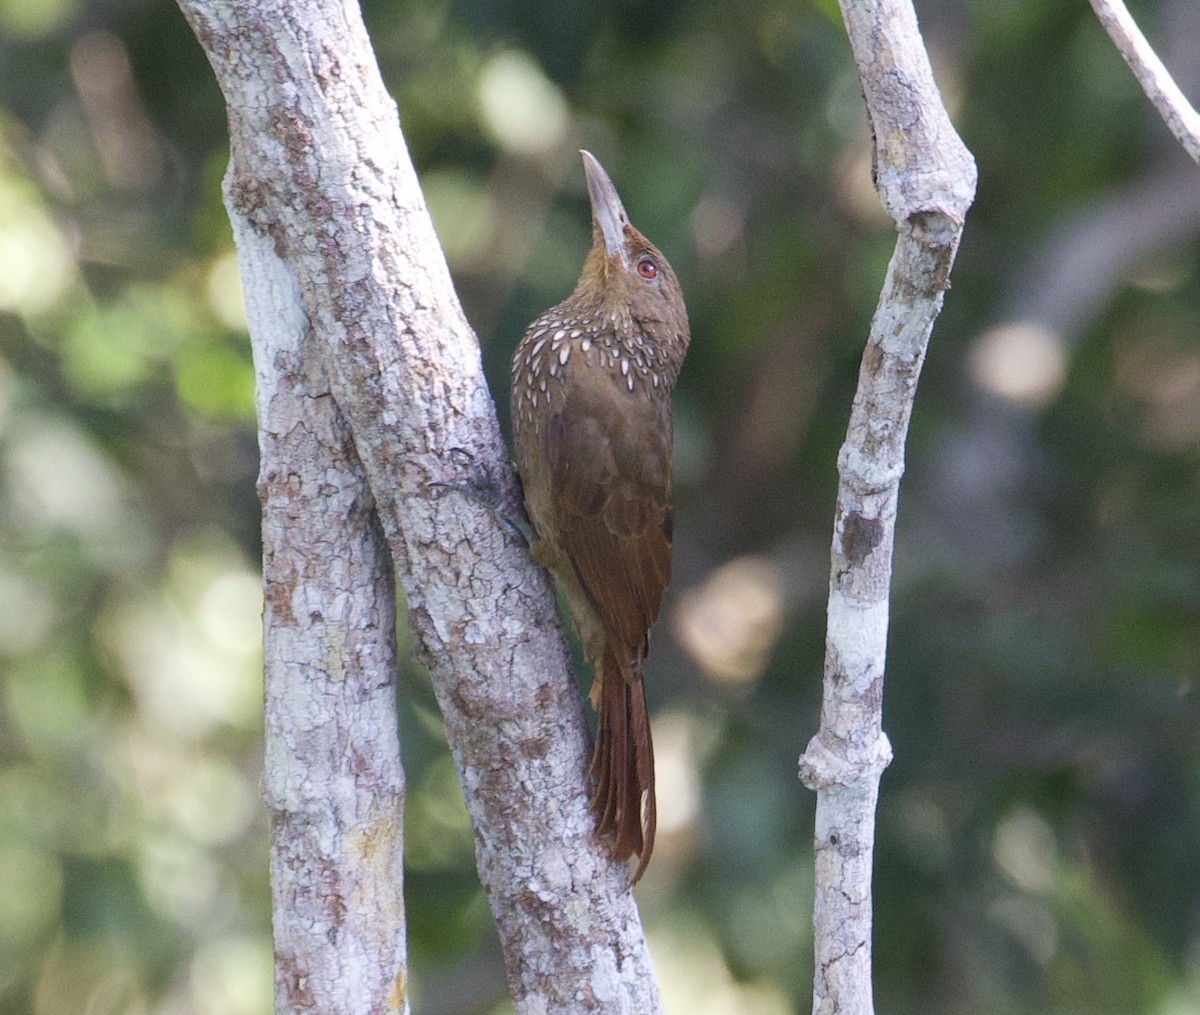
590;649;656;883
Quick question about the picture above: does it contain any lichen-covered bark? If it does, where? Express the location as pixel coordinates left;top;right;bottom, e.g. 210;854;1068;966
797;2;976;1013
244;221;408;1013
176;2;661;1012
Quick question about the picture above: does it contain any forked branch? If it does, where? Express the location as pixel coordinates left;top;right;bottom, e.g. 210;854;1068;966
177;1;661;1011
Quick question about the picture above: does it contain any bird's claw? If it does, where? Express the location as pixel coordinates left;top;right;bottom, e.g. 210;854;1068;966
427;447;535;547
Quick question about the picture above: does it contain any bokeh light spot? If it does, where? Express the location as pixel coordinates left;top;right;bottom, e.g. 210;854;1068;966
190;935;273;1015
0;180;75;315
477;51;568;157
993;806;1057;894
0;0;77;43
206;251;249;331
674;556;784;684
0;844;62;945
969;321;1067;408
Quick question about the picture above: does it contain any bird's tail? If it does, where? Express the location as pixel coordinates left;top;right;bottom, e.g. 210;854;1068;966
590;649;656;883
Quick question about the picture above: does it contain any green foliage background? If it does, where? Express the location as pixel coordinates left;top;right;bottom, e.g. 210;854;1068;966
1;0;1199;1012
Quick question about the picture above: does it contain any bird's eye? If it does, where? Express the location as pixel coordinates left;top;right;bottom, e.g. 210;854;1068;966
636;256;658;280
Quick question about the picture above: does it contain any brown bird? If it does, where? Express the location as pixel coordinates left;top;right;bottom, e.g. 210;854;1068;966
510;151;690;882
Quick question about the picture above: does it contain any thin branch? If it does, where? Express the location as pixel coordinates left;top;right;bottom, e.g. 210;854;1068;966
1090;0;1200;164
176;1;662;1011
798;1;976;1013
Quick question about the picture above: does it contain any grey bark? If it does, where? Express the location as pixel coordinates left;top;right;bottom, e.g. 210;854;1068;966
175;1;661;1012
1089;0;1200;165
246;227;408;1012
798;2;976;1013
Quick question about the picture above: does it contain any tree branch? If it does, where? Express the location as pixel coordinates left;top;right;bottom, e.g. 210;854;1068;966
923;1;1200;578
1089;0;1200;165
798;2;976;1013
246;224;408;1012
176;1;661;1011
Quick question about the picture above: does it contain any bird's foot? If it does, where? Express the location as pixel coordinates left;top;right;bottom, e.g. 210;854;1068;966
427;447;535;546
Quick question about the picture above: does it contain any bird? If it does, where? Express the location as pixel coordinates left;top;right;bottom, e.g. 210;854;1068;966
510;150;690;882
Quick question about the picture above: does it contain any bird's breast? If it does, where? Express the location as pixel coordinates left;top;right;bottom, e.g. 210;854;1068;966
513;326;669;440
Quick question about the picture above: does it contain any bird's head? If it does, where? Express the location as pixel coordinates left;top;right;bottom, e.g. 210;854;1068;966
574;150;689;359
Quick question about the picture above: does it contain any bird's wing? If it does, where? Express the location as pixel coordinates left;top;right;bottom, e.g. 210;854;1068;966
543;373;673;664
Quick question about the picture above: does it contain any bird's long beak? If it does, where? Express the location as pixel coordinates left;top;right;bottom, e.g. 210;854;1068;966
581;150;631;268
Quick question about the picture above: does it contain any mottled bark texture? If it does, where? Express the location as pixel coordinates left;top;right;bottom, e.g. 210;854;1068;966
246;228;408;1013
175;1;661;1012
797;2;976;1014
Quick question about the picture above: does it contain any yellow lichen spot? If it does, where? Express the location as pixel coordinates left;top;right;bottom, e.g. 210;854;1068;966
350;810;400;867
387;967;407;1011
347;808;405;932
